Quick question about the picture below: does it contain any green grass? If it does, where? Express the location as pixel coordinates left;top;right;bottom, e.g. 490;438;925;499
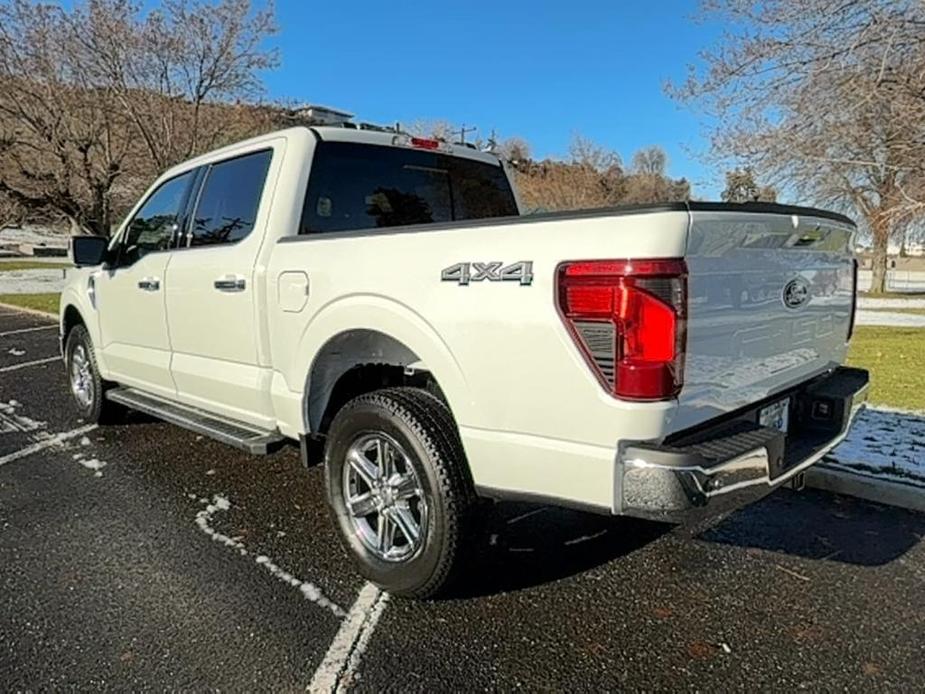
0;292;60;315
0;260;70;272
847;326;925;411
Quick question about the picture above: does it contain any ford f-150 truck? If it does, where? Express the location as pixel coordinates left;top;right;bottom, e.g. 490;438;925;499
62;125;869;597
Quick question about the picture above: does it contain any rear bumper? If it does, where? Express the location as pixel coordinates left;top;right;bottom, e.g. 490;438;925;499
614;366;869;523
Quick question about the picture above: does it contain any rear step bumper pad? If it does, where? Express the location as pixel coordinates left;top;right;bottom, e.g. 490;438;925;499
614;366;870;523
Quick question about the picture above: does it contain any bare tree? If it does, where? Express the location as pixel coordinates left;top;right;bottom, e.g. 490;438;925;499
669;0;925;293
569;134;622;173
631;146;667;176
494;136;531;164
0;190;25;229
0;0;277;235
721;168;777;203
623;146;690;204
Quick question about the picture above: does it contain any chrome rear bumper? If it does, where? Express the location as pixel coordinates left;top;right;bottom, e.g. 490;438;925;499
614;366;869;524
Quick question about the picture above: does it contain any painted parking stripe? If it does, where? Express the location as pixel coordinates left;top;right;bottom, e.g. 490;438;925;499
308;582;389;693
0;424;97;468
0;356;59;372
0;325;57;337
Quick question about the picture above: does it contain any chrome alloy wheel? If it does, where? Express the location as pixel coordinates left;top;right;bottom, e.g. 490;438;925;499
69;343;94;408
343;432;428;562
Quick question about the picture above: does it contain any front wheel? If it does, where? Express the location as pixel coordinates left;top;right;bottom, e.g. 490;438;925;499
64;324;122;424
324;387;474;598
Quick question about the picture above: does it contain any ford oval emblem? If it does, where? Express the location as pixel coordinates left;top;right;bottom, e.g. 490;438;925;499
782;277;811;309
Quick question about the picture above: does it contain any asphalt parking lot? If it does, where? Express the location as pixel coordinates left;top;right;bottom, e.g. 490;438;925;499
2;306;924;691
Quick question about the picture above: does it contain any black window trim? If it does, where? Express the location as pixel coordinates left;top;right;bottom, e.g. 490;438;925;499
176;147;275;252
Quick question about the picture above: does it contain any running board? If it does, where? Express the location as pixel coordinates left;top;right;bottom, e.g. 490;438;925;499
105;387;286;455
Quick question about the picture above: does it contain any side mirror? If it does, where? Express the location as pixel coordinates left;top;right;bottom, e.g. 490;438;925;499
70;236;110;267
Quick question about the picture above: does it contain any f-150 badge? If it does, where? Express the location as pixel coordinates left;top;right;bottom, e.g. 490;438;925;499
441;261;533;286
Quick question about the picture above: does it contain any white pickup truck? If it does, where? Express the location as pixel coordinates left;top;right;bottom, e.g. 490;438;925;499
62;125;869;597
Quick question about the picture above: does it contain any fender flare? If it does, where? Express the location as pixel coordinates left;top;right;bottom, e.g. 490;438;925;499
287;295;472;431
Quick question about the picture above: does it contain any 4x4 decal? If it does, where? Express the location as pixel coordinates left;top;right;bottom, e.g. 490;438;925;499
441;261;533;286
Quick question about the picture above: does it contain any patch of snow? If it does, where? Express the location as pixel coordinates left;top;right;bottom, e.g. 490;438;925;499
0;424;97;467
77;457;107;478
0;225;67;247
194;494;345;617
825;407;925;486
79;436;91;446
855;310;925;327
0;268;68;294
0;400;46;435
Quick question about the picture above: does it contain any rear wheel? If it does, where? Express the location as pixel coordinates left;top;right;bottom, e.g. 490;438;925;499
64;324;122;424
324;387;474;598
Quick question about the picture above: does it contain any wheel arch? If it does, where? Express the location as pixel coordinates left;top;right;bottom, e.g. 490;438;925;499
288;296;472;436
305;328;451;435
62;303;85;342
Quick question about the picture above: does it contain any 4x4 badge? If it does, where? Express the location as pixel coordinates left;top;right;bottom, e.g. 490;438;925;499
441;261;533;286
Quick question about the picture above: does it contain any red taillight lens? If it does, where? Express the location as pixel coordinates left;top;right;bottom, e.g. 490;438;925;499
557;259;688;401
848;258;858;341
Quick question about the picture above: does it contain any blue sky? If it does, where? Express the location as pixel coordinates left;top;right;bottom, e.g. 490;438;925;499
265;0;725;198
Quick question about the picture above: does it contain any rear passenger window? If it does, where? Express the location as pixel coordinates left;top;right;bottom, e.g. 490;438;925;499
190;150;272;246
300;141;518;235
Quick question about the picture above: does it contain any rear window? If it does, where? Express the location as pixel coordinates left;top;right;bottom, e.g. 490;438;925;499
299;141;517;235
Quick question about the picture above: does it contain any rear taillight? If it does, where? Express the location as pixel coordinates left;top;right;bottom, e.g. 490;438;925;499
557;258;688;401
848;258;858;341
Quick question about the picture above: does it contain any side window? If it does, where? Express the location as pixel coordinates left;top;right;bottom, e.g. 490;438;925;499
119;171;194;266
190;150;272;247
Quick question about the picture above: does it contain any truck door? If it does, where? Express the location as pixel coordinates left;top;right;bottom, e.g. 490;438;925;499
164;147;276;426
96;170;197;398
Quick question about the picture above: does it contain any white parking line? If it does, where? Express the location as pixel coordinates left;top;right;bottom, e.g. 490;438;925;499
0;325;57;337
308;582;389;693
0;356;59;372
194;494;347;618
0;424;98;467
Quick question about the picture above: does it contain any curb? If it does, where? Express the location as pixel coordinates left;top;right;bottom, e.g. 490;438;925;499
0;302;58;320
806;465;925;514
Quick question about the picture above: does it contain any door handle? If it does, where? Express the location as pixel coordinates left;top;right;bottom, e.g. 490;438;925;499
213;276;246;292
138;277;160;291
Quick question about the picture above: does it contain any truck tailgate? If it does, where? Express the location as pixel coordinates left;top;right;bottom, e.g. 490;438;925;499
674;209;856;432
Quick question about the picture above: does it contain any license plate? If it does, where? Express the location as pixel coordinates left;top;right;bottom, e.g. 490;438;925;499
759;398;790;433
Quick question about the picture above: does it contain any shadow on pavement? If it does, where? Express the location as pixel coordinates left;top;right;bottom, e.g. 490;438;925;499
699;487;925;567
449;502;669;598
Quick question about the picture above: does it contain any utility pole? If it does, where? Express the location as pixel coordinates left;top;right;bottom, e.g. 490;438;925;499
455;124;477;145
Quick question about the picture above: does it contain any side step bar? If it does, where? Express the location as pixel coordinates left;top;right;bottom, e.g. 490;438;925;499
106;387;286;455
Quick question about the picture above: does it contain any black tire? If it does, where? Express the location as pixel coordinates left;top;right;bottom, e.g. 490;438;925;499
63;324;123;424
324;387;475;598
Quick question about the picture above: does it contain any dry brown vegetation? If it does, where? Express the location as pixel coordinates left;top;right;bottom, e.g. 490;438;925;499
508;138;690;212
0;0;278;235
